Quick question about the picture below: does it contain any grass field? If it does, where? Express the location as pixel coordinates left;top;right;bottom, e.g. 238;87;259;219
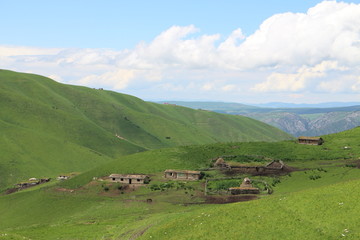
1;70;360;239
0;70;292;189
0;126;359;239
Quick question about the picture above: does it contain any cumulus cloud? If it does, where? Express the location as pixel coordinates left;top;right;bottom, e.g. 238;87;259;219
252;61;349;92
352;78;360;92
1;1;360;102
78;69;135;90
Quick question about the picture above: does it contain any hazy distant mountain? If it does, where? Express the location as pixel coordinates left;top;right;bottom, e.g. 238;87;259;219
251;102;360;108
245;111;360;137
160;101;360;137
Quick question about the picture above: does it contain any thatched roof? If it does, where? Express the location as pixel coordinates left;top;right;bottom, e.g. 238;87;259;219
109;174;149;179
164;169;201;175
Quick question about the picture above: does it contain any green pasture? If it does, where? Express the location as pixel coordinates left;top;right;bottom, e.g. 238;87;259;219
0;69;292;188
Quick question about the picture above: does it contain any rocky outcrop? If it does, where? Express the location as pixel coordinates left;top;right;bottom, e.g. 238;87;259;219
244;111;360;137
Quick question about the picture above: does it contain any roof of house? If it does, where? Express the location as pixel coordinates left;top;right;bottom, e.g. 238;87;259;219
164;169;201;174
265;160;284;168
109;174;149;179
298;136;323;141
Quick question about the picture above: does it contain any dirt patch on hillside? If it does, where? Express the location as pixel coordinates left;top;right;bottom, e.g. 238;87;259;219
4;188;18;195
185;195;258;205
222;165;296;177
55;188;75;193
204;195;258;204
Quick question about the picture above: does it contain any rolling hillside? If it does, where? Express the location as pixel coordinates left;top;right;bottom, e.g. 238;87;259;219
0;70;291;188
0;127;359;239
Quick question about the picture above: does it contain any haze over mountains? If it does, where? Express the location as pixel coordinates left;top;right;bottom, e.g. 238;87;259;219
158;101;360;137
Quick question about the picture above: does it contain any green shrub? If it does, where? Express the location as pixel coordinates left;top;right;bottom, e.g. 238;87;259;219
271;178;281;187
345;164;356;168
309;175;321;180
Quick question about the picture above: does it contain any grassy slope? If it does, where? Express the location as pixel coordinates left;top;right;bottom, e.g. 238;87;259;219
0;128;359;239
0;70;291;188
60;126;360;189
141;177;360;240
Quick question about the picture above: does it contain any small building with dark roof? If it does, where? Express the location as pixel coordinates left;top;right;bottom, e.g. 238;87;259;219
109;174;150;184
164;169;201;180
265;160;285;169
229;177;260;194
298;136;324;145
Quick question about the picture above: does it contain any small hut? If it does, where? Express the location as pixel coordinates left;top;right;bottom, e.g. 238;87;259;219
229;177;260;194
213;157;229;168
265;160;285;169
298;136;324;145
164;170;201;180
109;174;150;184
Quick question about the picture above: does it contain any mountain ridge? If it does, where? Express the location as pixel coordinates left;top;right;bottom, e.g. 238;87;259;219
159;101;360;136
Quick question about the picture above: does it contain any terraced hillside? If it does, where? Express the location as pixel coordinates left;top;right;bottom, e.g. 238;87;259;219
0;70;292;188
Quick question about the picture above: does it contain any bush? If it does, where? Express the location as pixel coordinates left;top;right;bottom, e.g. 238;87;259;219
309;175;321;180
316;168;327;172
345;164;356;168
209;180;241;190
271;178;281;187
150;184;161;191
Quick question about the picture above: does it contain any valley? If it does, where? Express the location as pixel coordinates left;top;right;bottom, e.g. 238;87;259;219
0;70;291;189
160;101;360;137
1;70;360;239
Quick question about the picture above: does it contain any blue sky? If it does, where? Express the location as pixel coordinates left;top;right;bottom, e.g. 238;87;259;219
1;0;329;49
1;0;360;103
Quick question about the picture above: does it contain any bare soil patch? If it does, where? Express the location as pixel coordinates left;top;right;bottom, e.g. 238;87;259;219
55;188;74;193
204;195;258;204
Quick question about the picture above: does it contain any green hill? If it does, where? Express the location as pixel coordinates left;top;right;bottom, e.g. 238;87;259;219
0;70;291;188
0;127;359;239
61;126;360;189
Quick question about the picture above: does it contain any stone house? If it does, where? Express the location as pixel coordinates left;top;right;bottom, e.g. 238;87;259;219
164;169;201;180
229;177;260;194
213;157;230;168
298;136;324;145
109;174;150;184
265;160;285;169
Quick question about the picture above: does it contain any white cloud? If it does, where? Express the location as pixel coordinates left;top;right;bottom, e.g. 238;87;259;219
352;78;360;92
79;69;135;90
0;45;62;57
201;82;214;91
47;74;63;82
252;61;348;92
221;84;237;92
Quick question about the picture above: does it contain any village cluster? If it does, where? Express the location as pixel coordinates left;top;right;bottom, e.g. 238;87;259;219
10;137;323;196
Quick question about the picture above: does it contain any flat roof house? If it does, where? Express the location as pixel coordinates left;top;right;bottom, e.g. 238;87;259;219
298;136;324;145
164;169;201;180
109;174;150;184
